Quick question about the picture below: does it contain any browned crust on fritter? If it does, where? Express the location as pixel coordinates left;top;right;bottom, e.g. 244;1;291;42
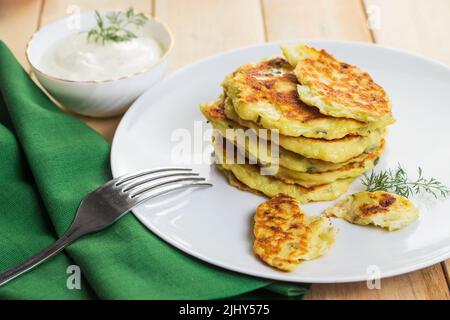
204;99;227;120
229;57;339;123
208;96;369;144
253;194;311;271
297;49;390;117
359;192;397;217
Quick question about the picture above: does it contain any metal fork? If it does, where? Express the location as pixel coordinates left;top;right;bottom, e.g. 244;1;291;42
0;167;212;287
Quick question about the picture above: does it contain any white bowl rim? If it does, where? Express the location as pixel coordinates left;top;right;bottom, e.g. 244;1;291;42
26;10;174;84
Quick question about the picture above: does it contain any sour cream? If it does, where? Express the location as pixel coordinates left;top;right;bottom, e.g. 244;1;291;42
41;32;163;81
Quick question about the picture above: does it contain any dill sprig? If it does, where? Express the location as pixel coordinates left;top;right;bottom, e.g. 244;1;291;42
87;8;148;44
361;164;450;199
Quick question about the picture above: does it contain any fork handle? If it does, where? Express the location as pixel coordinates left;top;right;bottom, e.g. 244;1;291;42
0;232;78;287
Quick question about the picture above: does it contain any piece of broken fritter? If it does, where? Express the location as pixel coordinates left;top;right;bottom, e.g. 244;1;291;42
253;194;338;271
323;191;419;231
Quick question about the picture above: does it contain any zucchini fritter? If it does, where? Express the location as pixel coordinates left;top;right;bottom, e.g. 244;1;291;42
201;97;384;173
273;141;384;187
218;162;354;204
323;191;419;231
204;97;386;163
281;43;393;123
222;57;393;139
213;137;354;204
253;194;338;271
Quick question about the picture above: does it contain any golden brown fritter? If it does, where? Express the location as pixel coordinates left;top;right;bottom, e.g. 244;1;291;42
253;194;338;271
323;191;419;231
223;57;393;139
202;96;386;163
273;140;384;187
213;136;354;203
281;43;393;122
201;96;385;173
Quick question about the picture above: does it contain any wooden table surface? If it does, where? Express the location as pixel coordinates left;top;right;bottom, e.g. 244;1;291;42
1;0;449;300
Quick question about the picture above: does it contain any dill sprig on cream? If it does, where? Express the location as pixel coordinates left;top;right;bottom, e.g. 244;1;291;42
87;8;148;44
361;164;450;199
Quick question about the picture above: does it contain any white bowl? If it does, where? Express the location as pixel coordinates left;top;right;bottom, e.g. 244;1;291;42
26;11;173;117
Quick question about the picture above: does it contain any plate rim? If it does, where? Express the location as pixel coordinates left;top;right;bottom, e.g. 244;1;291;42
111;39;450;283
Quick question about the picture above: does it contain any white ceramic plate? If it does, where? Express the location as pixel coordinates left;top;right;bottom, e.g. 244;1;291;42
111;41;450;283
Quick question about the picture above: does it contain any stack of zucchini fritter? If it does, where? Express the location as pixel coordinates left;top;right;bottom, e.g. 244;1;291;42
200;43;395;204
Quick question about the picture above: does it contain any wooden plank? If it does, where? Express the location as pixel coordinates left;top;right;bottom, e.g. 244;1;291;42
38;0;152;142
0;0;42;67
365;0;450;65
305;264;450;300
443;262;450;289
155;0;265;71
263;0;450;300
262;0;372;41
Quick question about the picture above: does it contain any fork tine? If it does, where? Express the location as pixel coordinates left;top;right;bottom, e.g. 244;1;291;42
116;167;192;186
121;172;200;192
128;176;207;198
132;181;212;205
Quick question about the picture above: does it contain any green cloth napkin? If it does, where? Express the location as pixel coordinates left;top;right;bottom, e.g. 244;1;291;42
0;41;309;300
